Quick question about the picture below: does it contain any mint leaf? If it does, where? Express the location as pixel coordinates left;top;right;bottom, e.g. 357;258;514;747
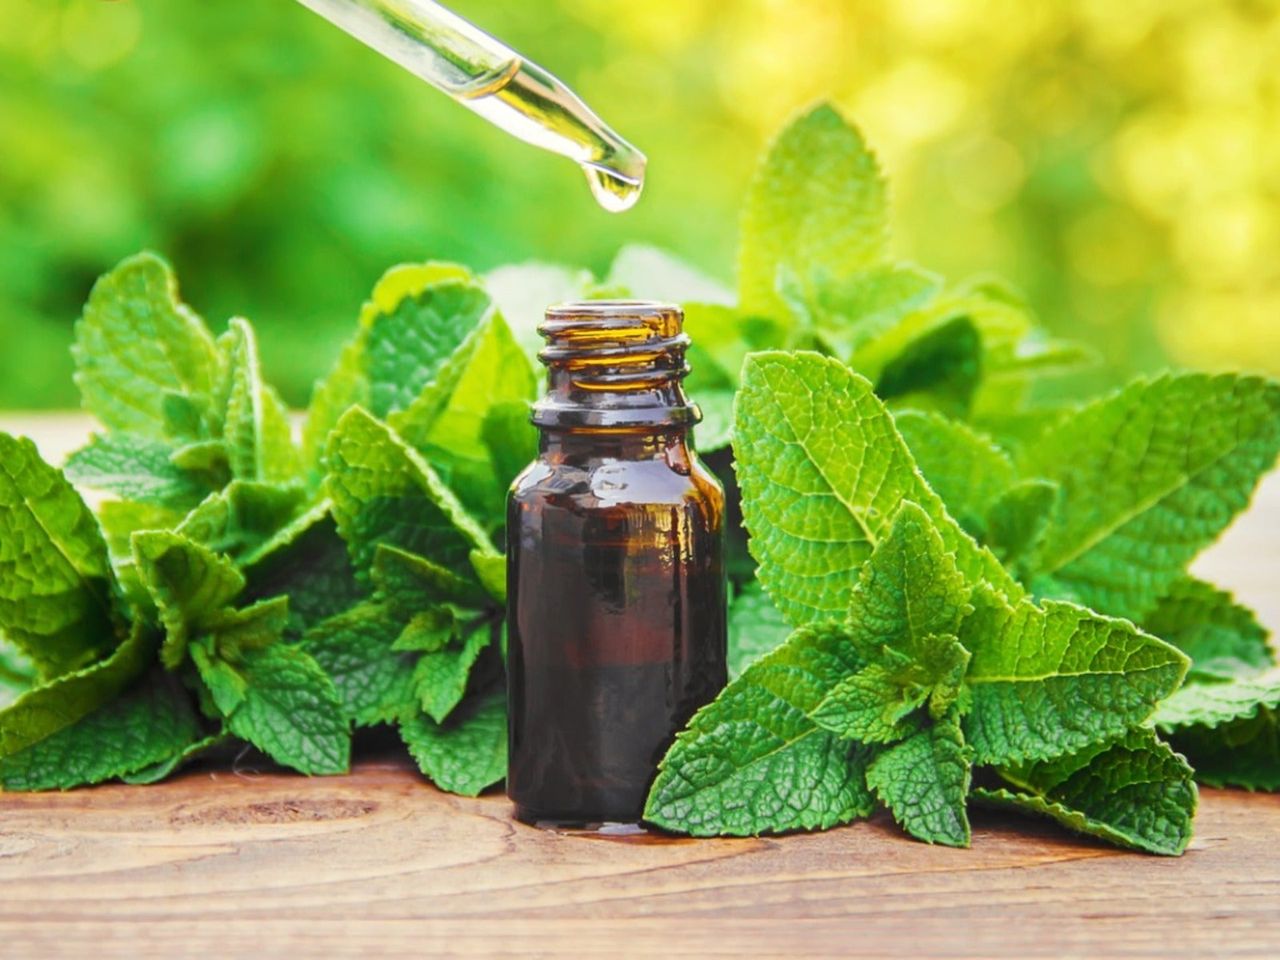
132;530;245;668
975;730;1197;856
414;626;492;723
1142;576;1273;681
734;351;1018;625
64;433;220;510
0;432;120;676
894;410;1015;538
1155;669;1280;788
366;280;493;418
175;480;304;559
810;662;928;744
72;252;222;440
727;583;790;678
372;543;487;612
0;622;153;758
301;262;475;469
0;670;199;790
326;407;495;579
0;640;33;708
219;317;301;485
960;585;1188;765
792;263;942;361
121;733;225;785
481;400;537;496
984;479;1059;570
390;312;536;522
644;623;875;836
240;504;367;636
865;717;972;847
877;316;982;417
739;103;887;322
1018;373;1280;620
399;686;506;796
208;644;350;775
300;601;417;726
808;500;970;740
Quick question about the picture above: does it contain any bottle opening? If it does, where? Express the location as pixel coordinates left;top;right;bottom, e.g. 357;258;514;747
533;300;700;429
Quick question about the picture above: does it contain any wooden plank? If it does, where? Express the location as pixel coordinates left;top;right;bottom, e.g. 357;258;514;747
0;758;1277;958
1;414;1278;957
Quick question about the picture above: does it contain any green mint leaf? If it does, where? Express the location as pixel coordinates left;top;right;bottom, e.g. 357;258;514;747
301;262;475;470
0;622;154;758
175;480;304;559
0;432;121;676
810;662;927;743
645;622;875;836
738;103;887;322
0;640;34;709
734;351;1018;626
480;400;538;502
1017;373;1280;620
240;503;367;637
371;544;488;612
300;601;417;726
877;317;982;418
1154;667;1280;788
960;585;1189;765
976;729;1197;856
398;685;506;796
325;407;495;580
807;501;970;740
727;583;791;678
64;433;220;510
865;717;972;847
606;244;734;306
120;733;225;785
793;263;942;362
72;252;222;440
414;626;492;724
984;479;1059;570
132;530;244;668
0;670;199;790
219;317;301;485
1156;667;1280;731
190;638;248;715
469;549;506;604
1142;576;1274;681
217;644;351;775
366;280;493;419
390;312;536;522
208;596;291;656
393;604;473;653
894;410;1015;539
97;501;182;561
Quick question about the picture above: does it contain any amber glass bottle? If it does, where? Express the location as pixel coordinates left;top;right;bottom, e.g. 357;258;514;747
506;300;727;827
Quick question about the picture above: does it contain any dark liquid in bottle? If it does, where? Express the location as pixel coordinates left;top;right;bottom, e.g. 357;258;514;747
507;460;726;825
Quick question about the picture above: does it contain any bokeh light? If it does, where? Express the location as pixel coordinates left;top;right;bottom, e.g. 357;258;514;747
1;0;1277;407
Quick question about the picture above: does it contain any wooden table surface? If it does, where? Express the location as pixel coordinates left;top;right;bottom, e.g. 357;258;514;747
2;415;1278;959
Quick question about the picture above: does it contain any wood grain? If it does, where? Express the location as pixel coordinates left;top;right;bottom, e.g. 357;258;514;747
0;757;1278;958
1;415;1278;959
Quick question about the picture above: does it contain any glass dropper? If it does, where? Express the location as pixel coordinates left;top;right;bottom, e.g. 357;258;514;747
293;0;647;212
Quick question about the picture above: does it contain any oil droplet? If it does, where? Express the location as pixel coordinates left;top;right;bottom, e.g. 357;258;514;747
583;164;644;213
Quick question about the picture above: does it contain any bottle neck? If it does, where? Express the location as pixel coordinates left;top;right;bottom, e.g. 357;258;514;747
531;300;701;430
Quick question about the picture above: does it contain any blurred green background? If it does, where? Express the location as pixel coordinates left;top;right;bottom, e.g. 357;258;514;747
3;0;1278;408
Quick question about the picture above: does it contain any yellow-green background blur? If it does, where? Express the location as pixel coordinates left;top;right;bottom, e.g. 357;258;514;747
3;0;1278;407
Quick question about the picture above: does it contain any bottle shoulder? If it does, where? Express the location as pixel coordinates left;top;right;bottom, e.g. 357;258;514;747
511;451;722;511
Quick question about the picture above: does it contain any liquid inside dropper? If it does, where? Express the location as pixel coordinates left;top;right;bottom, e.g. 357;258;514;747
459;59;646;212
